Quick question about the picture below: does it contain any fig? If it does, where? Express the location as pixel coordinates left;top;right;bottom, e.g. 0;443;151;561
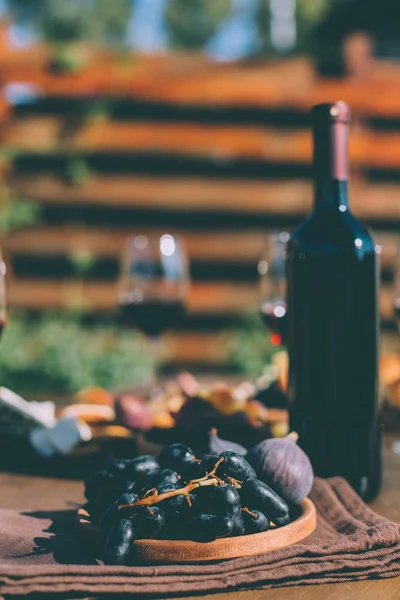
246;432;314;505
115;394;153;431
208;428;246;456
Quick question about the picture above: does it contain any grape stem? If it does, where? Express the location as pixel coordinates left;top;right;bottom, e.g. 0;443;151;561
118;457;225;511
119;477;220;509
226;476;243;488
241;506;258;519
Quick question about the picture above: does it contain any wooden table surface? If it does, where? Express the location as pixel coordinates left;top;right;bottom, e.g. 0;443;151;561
1;435;400;600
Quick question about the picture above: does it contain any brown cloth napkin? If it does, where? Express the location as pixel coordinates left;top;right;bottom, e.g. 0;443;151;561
0;477;399;598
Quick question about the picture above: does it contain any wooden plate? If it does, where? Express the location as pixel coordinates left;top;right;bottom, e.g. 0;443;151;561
77;498;316;563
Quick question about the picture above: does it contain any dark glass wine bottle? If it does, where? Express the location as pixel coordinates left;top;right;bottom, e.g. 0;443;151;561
287;102;381;501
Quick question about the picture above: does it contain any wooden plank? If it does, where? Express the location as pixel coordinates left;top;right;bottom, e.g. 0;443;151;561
4;49;400;117
7;279;259;314
3;226;398;269
3;226;267;263
10;174;400;222
3;117;315;161
73;121;311;161
0;54;314;107
10;174;312;214
6;117;400;168
6;278;395;321
0;117;374;165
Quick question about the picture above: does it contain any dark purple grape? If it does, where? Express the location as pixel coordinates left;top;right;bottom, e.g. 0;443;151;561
199;452;220;475
240;479;289;521
274;514;291;527
84;470;115;503
155;482;187;515
188;485;211;516
124;455;159;483
158;444;196;472
118;480;137;495
230;513;245;537
100;491;138;530
181;453;217;483
106;458;131;478
156;481;179;494
216;452;257;483
190;514;233;542
84;470;124;519
242;509;270;534
133;506;166;539
104;518;134;565
143;469;179;491
181;460;202;483
210;485;241;518
118;491;137;505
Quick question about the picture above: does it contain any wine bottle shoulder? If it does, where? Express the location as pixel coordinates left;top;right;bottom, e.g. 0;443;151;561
288;208;376;257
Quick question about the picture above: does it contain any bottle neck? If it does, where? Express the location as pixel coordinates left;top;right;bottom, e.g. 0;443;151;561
314;179;348;210
312;117;349;210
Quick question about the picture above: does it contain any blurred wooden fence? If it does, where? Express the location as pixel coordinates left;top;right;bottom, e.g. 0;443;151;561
1;34;400;369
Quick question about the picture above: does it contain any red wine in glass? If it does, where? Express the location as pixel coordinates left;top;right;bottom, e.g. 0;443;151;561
260;301;287;345
119;297;186;337
117;234;189;343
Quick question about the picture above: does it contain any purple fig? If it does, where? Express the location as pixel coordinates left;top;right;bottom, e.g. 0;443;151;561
208;428;246;456
246;432;314;505
115;394;152;431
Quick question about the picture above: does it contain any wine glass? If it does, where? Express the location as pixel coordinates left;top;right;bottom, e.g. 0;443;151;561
258;232;289;346
117;233;189;344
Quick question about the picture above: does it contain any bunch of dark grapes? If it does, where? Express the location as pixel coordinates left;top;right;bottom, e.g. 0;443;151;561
84;444;290;565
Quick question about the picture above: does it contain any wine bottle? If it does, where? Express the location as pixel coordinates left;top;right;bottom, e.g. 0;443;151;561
287;102;381;500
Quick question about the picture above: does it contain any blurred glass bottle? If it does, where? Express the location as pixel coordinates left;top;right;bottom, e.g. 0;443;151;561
287;102;381;501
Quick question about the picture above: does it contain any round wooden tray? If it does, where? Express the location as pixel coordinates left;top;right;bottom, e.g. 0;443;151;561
77;498;316;563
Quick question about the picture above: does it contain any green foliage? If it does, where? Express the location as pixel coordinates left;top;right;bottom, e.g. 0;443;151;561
7;0;132;46
296;0;330;52
68;249;97;276
228;311;284;378
83;99;112;124
0;312;154;395
165;0;233;49
0;196;41;234
297;0;329;23
62;157;91;185
256;0;272;55
256;0;330;55
48;45;88;73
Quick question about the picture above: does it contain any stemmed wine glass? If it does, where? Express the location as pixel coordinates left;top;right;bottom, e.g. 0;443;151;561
258;232;289;346
117;234;190;368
